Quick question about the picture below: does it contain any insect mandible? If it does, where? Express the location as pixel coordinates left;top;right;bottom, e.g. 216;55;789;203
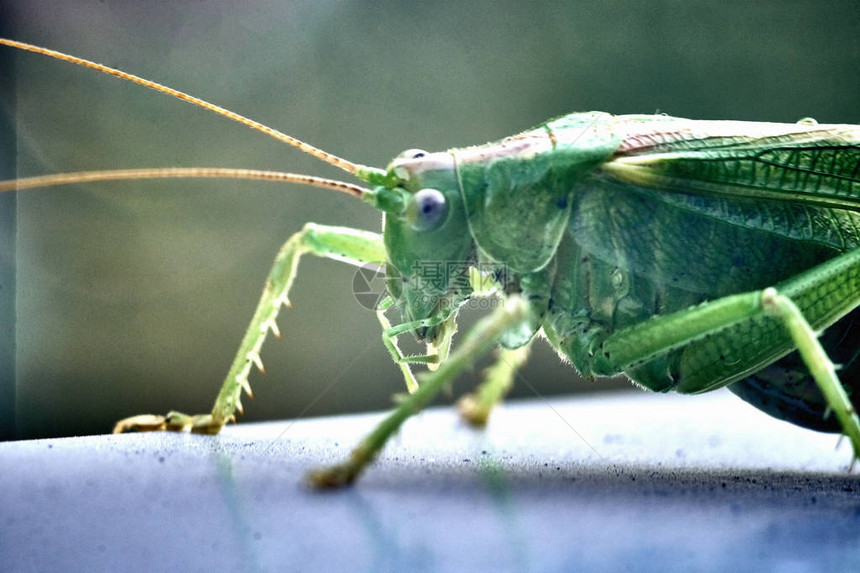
2;38;859;488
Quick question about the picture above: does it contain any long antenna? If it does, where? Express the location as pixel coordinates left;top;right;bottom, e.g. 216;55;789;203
0;168;370;196
0;38;387;186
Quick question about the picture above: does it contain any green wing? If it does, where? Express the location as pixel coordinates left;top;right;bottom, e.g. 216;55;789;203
602;116;860;211
570;116;860;295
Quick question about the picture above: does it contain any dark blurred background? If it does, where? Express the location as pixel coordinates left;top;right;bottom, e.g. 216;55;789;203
1;1;858;439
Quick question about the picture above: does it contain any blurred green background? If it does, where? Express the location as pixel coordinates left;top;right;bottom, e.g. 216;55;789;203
1;1;858;439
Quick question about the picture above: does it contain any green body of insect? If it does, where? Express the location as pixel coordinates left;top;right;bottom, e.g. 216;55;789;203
378;112;860;435
3;39;859;487
116;112;860;487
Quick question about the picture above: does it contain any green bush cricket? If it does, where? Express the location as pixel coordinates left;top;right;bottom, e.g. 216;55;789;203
2;38;859;487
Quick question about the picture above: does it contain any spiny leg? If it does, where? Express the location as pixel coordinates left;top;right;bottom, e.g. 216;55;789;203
458;343;532;427
761;288;860;467
307;295;528;488
113;223;386;434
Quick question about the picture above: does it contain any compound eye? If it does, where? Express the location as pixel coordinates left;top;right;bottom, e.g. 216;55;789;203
407;188;448;231
396;148;428;160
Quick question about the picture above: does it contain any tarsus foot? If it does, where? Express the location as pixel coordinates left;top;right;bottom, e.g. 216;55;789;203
112;412;225;434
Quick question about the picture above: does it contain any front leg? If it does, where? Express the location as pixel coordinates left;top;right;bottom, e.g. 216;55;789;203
114;223;386;434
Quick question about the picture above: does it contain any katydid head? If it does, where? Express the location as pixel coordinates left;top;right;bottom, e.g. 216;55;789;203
363;149;475;343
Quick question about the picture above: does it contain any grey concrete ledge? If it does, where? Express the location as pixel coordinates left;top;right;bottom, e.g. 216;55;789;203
2;390;859;572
